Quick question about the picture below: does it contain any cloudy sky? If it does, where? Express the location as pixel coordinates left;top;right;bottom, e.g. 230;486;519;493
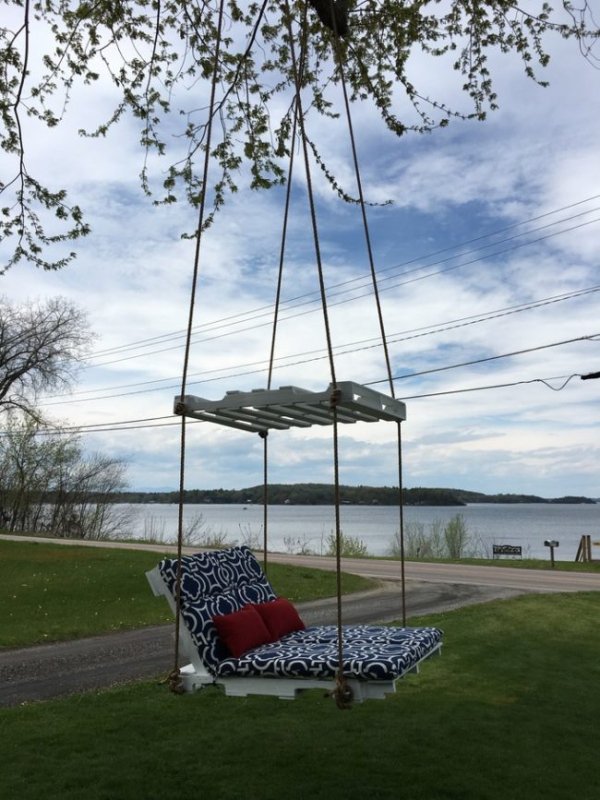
2;7;599;498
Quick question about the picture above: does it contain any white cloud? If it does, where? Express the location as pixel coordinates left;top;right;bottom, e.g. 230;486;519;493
2;11;599;498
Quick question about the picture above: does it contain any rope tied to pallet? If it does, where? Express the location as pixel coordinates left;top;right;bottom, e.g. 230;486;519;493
170;0;226;695
332;674;354;710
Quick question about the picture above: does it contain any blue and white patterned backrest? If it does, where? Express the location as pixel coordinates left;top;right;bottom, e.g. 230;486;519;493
158;546;276;672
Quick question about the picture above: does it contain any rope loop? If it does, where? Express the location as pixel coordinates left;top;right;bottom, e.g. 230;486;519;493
332;674;353;709
167;669;186;695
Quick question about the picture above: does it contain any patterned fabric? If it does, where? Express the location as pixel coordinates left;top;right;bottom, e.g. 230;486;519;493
158;546;442;680
158;546;276;670
216;625;442;681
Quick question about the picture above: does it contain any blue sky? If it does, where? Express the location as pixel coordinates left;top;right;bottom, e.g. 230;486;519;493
1;13;599;497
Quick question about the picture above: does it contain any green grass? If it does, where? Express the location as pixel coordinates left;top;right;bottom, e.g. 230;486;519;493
2;592;599;799
382;553;600;572
0;539;373;648
426;556;600;572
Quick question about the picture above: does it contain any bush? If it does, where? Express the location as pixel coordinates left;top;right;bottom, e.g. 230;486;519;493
283;535;316;556
326;531;369;558
390;520;445;559
389;514;478;560
444;513;469;558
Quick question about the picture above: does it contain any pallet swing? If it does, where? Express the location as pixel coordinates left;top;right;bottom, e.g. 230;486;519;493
146;0;443;706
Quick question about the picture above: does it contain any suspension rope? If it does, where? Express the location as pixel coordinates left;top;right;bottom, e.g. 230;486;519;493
170;0;226;695
285;19;337;385
260;430;269;572
396;421;407;625
284;4;351;708
261;64;304;573
329;19;407;625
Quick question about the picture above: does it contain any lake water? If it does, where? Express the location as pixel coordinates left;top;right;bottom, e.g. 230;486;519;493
119;502;600;562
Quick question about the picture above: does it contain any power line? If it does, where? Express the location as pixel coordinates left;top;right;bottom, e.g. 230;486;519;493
87;193;600;359
0;417;189;437
366;334;600;385
399;373;584;400
21;333;599;436
86;212;600;369
83;199;600;366
39;284;600;405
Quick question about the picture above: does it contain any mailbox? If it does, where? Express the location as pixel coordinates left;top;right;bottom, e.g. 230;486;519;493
543;539;559;567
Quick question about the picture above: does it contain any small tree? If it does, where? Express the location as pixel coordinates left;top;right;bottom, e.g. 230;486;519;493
390;516;472;559
0;296;92;421
444;514;469;559
0;413;128;539
392;520;446;559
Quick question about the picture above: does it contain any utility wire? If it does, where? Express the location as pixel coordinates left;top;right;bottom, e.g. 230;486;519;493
366;334;600;385
399;374;584;400
84;207;600;367
20;333;599;435
87;194;600;361
14;367;595;437
86;212;600;369
39;285;600;405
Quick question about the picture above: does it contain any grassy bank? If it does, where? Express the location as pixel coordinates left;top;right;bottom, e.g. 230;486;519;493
2;592;599;799
0;539;373;648
398;556;600;572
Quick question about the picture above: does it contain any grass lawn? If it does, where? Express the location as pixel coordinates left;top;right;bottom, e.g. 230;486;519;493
0;539;373;647
2;592;599;800
425;556;600;572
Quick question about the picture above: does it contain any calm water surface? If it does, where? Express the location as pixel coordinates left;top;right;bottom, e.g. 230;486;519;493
121;502;600;561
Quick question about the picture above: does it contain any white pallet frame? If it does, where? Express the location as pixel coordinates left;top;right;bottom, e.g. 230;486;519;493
174;381;406;434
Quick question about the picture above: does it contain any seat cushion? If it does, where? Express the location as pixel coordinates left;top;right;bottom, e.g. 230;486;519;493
158;546;276;671
216;625;442;681
157;546;442;681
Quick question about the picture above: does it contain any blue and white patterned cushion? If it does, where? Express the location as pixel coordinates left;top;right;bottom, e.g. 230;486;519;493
158;546;276;671
216;625;442;680
158;546;442;680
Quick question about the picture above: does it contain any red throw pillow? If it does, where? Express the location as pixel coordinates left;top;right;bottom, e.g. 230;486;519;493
213;605;272;658
253;597;305;640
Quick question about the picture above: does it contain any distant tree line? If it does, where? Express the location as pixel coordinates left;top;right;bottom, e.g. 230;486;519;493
112;484;463;506
110;485;597;506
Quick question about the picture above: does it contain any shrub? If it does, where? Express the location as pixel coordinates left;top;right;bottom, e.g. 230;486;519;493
390;520;445;559
444;514;469;558
390;514;476;560
326;531;369;558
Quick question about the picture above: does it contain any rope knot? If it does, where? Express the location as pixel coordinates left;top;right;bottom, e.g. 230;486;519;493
168;669;186;695
332;675;353;709
329;388;342;409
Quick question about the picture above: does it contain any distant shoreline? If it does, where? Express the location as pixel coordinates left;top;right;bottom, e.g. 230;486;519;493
108;484;597;507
